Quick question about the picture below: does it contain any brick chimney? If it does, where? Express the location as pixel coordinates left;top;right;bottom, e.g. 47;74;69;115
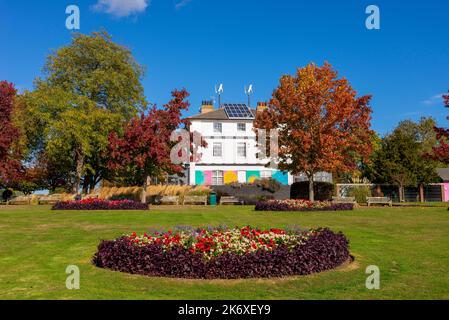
200;100;214;114
256;102;267;112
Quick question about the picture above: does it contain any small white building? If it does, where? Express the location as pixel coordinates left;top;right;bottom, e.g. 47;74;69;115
187;101;293;186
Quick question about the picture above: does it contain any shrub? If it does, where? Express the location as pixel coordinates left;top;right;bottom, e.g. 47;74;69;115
290;182;334;201
255;178;281;193
255;199;354;212
348;186;372;204
52;199;149;210
93;226;350;279
2;189;13;202
228;178;281;193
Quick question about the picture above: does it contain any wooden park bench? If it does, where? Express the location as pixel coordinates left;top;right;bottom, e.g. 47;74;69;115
220;196;243;205
160;196;180;205
367;197;392;207
183;195;208;206
332;196;357;204
38;194;64;205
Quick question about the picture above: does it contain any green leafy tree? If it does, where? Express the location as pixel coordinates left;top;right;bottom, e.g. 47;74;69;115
364;124;439;202
18;31;146;193
395;117;438;154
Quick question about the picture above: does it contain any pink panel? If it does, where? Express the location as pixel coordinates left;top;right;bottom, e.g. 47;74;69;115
204;171;212;186
444;183;449;202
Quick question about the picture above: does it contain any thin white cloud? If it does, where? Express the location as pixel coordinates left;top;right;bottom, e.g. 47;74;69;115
422;93;444;106
175;0;192;10
93;0;150;18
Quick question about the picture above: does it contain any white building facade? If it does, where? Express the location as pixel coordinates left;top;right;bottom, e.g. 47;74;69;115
187;102;294;186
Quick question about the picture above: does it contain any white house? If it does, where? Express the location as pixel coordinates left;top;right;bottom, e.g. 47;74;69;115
187;101;294;186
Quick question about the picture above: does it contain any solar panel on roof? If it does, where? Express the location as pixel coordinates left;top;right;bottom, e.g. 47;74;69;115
223;104;254;119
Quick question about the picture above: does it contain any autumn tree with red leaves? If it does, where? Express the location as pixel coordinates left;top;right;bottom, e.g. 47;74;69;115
429;90;449;164
0;81;22;186
108;89;205;203
254;63;374;201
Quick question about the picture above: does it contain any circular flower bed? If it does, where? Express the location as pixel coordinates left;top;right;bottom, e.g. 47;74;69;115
93;226;350;279
52;199;149;211
255;199;354;212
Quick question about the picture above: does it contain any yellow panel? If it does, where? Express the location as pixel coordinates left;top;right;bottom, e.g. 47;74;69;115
224;171;238;184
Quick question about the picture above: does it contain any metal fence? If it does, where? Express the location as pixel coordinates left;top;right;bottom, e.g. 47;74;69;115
336;184;444;203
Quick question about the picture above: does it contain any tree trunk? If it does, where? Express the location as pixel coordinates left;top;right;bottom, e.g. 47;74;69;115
399;185;404;202
73;150;84;194
141;176;151;204
308;173;315;202
82;175;91;194
419;184;425;203
89;174;99;193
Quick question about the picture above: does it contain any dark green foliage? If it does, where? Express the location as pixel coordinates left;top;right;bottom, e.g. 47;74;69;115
19;31;147;193
364;128;439;188
348;186;372;204
2;189;13;202
290;182;334;201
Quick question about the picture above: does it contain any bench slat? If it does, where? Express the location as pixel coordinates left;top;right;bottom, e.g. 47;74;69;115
160;196;180;205
367;197;392;207
183;196;207;206
220;196;243;205
332;196;356;204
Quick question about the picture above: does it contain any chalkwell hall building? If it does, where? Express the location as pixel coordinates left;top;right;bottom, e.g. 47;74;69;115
186;101;294;186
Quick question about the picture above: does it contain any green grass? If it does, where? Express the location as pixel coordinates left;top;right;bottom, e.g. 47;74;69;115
0;205;448;300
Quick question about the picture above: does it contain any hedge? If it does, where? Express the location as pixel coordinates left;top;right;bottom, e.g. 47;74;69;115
290;181;334;201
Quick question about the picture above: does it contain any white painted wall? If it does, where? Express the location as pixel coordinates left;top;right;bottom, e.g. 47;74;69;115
190;120;266;165
189;119;295;185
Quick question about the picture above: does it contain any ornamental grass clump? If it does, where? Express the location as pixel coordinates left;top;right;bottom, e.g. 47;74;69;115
93;226;350;279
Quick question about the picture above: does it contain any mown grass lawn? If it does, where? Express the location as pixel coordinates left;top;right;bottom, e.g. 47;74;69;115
0;205;448;300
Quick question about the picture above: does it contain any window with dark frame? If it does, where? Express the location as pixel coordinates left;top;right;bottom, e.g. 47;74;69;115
237;142;247;158
237;123;246;132
212;171;224;185
213;122;222;133
213;142;223;157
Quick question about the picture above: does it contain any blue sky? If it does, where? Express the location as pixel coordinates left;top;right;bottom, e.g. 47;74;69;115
1;0;448;135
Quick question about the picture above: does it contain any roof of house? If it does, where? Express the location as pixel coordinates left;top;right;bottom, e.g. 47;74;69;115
188;106;257;121
436;168;449;181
